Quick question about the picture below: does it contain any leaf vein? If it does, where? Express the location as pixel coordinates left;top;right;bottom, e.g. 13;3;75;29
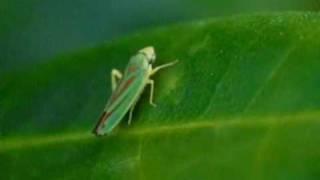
1;110;319;152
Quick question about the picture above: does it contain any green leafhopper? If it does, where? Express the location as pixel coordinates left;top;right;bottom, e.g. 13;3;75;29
93;46;178;136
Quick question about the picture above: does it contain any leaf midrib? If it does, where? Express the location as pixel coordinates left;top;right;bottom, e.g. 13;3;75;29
1;110;319;153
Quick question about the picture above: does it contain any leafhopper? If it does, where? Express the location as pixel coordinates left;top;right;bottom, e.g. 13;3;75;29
93;46;178;136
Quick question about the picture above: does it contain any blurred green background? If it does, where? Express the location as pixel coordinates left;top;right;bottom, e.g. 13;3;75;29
1;0;320;73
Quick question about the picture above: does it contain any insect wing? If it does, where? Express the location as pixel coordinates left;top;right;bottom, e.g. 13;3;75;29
93;63;146;135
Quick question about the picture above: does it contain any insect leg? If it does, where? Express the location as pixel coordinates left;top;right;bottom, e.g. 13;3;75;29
150;60;179;76
128;105;134;125
147;79;157;107
111;69;123;91
128;97;140;125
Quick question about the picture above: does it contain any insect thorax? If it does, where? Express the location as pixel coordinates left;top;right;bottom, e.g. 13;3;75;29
127;54;149;71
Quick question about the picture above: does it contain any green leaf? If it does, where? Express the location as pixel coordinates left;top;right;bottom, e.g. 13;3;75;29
1;12;320;179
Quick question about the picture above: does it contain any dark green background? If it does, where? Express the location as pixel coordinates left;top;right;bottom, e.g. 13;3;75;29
1;0;320;72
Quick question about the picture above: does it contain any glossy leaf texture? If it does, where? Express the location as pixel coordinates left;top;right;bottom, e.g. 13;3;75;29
1;12;320;179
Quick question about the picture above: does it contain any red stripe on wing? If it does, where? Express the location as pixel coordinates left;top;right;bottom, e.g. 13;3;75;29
93;76;136;135
109;76;136;105
128;65;137;73
93;111;112;134
93;76;135;134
